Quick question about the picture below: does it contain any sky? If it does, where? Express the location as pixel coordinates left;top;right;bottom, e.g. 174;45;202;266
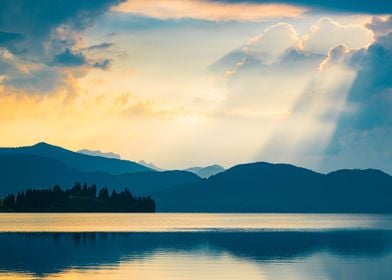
0;0;391;172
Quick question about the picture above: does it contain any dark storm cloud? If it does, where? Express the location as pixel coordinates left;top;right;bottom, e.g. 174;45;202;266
0;0;123;94
218;0;392;14
0;0;124;56
338;33;392;131
325;33;392;168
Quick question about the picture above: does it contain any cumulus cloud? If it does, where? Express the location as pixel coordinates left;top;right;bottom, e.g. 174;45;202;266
366;16;392;37
243;23;301;64
256;30;392;172
113;0;306;21
330;33;392;133
213;17;372;81
207;16;391;171
307;32;392;172
302;17;374;55
318;45;351;71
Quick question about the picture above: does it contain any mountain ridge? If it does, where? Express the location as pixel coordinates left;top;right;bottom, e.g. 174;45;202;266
0;142;152;175
155;161;392;213
0;153;200;197
0;143;391;213
185;164;225;178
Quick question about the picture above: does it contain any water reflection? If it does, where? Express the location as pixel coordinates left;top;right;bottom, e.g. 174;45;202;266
1;230;392;279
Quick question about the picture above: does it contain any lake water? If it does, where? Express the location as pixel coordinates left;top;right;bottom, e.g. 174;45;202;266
0;213;392;279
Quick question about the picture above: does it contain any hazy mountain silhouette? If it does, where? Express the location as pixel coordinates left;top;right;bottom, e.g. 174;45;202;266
77;149;121;159
138;160;165;171
185;165;225;178
1;143;391;213
0;154;200;197
0;142;151;175
156;162;392;213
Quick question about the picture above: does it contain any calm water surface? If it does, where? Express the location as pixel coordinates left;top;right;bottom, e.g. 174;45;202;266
0;213;391;279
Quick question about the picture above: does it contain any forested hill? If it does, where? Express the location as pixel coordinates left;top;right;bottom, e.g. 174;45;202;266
0;183;155;212
0;154;200;197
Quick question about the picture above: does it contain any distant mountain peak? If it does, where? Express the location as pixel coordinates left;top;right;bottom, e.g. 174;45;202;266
0;142;153;175
138;160;164;171
31;142;65;150
185;164;225;178
78;149;121;160
31;142;52;148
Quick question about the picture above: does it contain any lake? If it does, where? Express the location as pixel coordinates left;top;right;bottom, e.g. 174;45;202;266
1;213;392;279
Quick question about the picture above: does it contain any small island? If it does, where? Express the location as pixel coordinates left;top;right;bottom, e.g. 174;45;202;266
0;182;155;212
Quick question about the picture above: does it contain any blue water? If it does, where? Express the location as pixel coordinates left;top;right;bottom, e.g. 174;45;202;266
0;213;391;279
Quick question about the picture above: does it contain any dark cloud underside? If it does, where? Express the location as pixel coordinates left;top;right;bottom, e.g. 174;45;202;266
0;0;123;94
219;0;392;14
0;0;123;55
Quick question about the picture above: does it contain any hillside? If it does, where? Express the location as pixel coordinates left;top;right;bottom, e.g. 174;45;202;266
155;162;392;213
0;154;200;197
0;142;151;175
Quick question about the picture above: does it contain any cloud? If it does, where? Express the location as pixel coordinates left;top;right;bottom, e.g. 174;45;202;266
207;16;390;171
316;33;392;172
302;17;374;55
212;17;372;80
0;0;123;95
82;43;114;52
243;23;301;64
255;31;392;172
0;0;124;56
53;49;87;67
366;16;392;37
93;59;112;70
210;22;308;79
113;0;306;21
343;33;392;130
318;45;351;71
217;0;392;14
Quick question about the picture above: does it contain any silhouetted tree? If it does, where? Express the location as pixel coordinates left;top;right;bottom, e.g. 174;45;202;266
98;187;109;201
3;193;16;210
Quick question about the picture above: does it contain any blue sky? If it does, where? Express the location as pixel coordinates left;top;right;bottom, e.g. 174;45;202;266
0;0;391;172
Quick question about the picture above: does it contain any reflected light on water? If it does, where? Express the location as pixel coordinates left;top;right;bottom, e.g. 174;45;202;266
2;250;392;280
1;214;392;280
0;213;391;232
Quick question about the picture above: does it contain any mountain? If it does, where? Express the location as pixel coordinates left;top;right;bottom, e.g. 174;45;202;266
78;149;121;159
185;165;225;178
0;154;200;197
0;142;151;175
1;146;391;213
138;160;164;171
155;162;392;213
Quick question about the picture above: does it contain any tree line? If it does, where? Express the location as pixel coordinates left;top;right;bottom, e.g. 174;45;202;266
0;182;155;212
